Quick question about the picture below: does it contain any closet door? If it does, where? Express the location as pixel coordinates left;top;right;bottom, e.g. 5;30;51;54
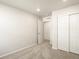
70;14;79;54
58;15;69;51
38;19;43;44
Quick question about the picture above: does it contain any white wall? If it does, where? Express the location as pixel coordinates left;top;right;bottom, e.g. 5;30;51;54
51;4;79;50
0;4;42;57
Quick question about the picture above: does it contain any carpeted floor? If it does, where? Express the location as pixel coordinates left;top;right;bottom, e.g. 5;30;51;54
1;41;79;59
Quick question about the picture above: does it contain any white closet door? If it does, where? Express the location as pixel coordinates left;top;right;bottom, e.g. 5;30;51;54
58;15;69;51
38;19;43;44
70;14;79;54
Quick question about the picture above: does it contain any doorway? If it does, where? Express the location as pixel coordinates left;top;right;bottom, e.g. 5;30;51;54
43;21;52;44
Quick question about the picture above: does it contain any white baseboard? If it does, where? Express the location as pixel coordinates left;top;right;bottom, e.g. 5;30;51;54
0;43;37;58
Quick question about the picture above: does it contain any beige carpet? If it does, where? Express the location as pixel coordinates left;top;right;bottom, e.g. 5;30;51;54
1;41;79;59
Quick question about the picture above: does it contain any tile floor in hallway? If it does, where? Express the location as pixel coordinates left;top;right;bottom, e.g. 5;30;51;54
1;41;79;59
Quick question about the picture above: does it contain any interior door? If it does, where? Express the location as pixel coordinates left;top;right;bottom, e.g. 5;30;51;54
70;14;79;54
38;19;43;44
44;22;50;40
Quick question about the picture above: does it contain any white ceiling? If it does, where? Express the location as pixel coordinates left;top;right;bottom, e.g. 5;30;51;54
0;0;79;17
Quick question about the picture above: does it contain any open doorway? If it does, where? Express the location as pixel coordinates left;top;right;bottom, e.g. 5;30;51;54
43;16;52;45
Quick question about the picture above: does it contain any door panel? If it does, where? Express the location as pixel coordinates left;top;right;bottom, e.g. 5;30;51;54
38;19;43;44
70;14;79;54
58;15;69;51
44;22;51;40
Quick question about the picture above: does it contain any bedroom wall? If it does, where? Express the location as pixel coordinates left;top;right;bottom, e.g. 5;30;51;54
0;4;42;57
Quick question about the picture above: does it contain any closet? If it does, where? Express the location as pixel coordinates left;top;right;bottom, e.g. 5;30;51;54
52;4;79;55
57;14;79;54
